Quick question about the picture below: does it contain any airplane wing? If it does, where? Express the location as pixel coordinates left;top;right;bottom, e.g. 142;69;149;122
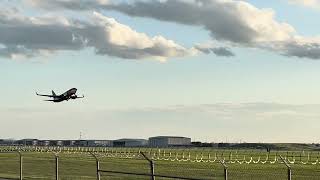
36;92;56;98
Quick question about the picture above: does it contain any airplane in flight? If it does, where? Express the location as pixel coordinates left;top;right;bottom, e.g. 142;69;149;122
36;88;84;102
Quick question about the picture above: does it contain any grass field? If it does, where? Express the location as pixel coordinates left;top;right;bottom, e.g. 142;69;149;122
0;147;319;179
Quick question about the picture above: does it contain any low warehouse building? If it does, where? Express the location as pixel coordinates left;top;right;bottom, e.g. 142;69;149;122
17;139;38;146
92;140;113;147
149;136;191;147
113;139;148;147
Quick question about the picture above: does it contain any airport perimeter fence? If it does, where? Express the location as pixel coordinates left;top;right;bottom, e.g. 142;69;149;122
0;147;320;179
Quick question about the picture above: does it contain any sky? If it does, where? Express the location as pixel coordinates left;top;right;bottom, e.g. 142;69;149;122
1;0;320;143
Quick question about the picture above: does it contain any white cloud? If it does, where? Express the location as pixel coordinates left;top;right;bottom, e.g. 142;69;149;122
27;0;320;60
82;12;196;60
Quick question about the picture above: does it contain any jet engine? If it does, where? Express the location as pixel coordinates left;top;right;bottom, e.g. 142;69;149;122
70;95;78;99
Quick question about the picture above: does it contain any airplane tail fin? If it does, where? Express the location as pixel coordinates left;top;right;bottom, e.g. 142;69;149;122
52;90;56;96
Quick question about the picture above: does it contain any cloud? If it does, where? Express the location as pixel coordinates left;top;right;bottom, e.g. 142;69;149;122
2;103;320;142
0;8;197;61
28;0;320;60
288;0;320;10
27;0;111;11
28;0;295;43
281;39;320;59
80;12;196;60
194;42;235;57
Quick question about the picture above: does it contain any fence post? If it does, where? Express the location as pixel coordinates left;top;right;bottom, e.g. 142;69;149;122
219;160;228;180
90;153;100;180
54;153;59;180
279;155;291;180
17;151;22;180
140;152;155;180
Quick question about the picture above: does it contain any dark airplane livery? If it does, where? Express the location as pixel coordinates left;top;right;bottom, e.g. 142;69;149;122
36;88;84;102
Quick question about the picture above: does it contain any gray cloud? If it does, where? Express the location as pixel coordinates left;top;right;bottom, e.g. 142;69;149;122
27;0;111;11
0;8;196;60
28;0;268;43
282;41;320;59
195;45;235;57
212;47;235;57
105;0;261;44
28;0;320;60
0;46;35;58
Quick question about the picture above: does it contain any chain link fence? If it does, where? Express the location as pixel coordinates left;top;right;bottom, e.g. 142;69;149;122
0;147;319;179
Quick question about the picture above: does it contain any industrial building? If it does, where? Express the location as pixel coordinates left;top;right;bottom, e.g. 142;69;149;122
148;136;191;147
16;139;39;146
0;136;192;147
85;140;113;147
113;139;148;147
38;140;50;146
72;140;112;147
91;140;113;147
62;140;76;146
0;139;15;146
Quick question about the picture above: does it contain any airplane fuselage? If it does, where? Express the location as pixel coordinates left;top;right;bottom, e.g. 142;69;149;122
53;88;77;102
36;88;84;103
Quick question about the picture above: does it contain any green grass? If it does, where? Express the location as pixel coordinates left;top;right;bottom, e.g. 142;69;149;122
0;147;319;179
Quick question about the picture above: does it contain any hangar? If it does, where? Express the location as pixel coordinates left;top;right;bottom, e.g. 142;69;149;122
149;136;191;147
